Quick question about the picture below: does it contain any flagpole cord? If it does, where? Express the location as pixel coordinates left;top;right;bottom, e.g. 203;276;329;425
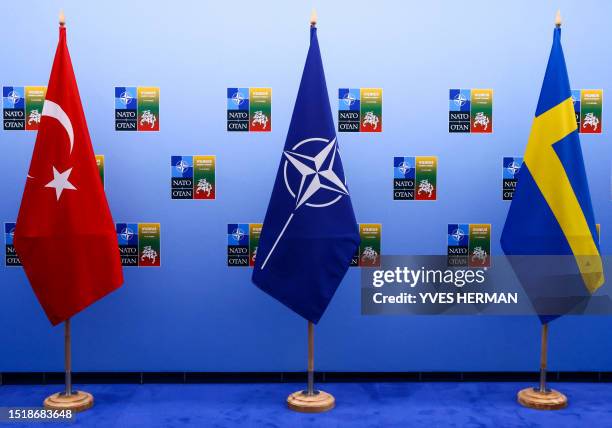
65;318;72;397
538;323;549;393
307;321;314;395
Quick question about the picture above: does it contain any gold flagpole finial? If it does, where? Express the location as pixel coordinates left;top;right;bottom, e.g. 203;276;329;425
310;9;317;27
59;10;65;27
555;10;561;28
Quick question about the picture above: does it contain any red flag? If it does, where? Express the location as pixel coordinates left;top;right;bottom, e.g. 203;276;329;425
14;25;123;326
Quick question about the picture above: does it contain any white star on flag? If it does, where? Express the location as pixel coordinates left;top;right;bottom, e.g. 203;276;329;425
45;166;77;200
283;138;348;209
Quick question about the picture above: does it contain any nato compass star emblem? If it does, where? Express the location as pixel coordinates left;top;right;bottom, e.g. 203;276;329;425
451;228;465;243
7;90;21;106
283;137;349;209
260;137;349;269
121;227;134;242
175;159;190;174
506;161;521;177
398;161;411;176
232;91;245;106
343;92;356;108
232;227;246;242
453;93;467;108
119;91;133;106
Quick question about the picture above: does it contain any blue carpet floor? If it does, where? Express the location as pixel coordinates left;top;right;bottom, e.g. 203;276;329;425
1;382;611;427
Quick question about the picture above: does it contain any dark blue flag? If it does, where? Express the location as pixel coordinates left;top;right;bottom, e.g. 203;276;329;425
252;26;360;324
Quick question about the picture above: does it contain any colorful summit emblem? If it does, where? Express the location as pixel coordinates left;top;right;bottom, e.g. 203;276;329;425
227;223;261;266
393;156;437;200
449;88;493;133
226;88;271;132
115;86;160;131
351;224;382;267
572;89;603;134
3;86;47;131
116;223;161;267
171;155;216;200
95;155;105;187
338;88;382;132
447;224;491;267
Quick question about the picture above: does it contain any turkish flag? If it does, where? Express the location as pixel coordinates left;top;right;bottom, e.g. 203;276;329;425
14;26;123;325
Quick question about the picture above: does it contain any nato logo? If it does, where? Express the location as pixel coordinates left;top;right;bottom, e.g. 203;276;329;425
447;224;469;247
338;88;361;132
3;87;25;109
4;222;15;245
117;223;138;246
116;223;139;266
227;223;250;266
503;157;522;179
227;88;249;111
227;224;249;246
227;88;250;131
449;89;471;112
115;87;137;109
449;89;471;133
4;222;20;266
172;156;193;178
503;157;523;200
3;86;26;130
394;157;415;179
171;156;194;199
338;88;360;111
115;87;137;131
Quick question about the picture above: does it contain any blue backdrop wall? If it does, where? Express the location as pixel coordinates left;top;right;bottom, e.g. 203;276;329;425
1;0;611;372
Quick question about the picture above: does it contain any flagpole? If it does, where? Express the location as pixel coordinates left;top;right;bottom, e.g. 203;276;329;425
517;323;567;410
287;320;335;412
41;12;95;413
65;318;72;397
285;13;336;414
515;10;570;411
307;321;314;395
538;323;549;393
44;317;94;411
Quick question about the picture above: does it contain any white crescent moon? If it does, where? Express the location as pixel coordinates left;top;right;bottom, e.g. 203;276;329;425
42;100;74;154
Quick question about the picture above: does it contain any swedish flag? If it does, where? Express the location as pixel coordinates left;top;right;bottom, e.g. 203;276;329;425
501;26;604;300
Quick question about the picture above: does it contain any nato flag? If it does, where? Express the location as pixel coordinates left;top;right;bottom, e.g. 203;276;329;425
252;26;360;324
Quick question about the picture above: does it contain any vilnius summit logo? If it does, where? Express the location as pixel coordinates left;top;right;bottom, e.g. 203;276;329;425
448;89;493;133
351;224;382;268
338;88;382;132
572;89;603;134
116;223;161;267
227;224;262;267
447;224;491;268
171;156;216;200
226;88;272;132
3;86;47;131
115;87;160;131
393;157;437;201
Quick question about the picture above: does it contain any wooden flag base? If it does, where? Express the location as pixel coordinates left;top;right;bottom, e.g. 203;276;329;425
287;390;335;413
44;391;94;412
517;387;567;410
